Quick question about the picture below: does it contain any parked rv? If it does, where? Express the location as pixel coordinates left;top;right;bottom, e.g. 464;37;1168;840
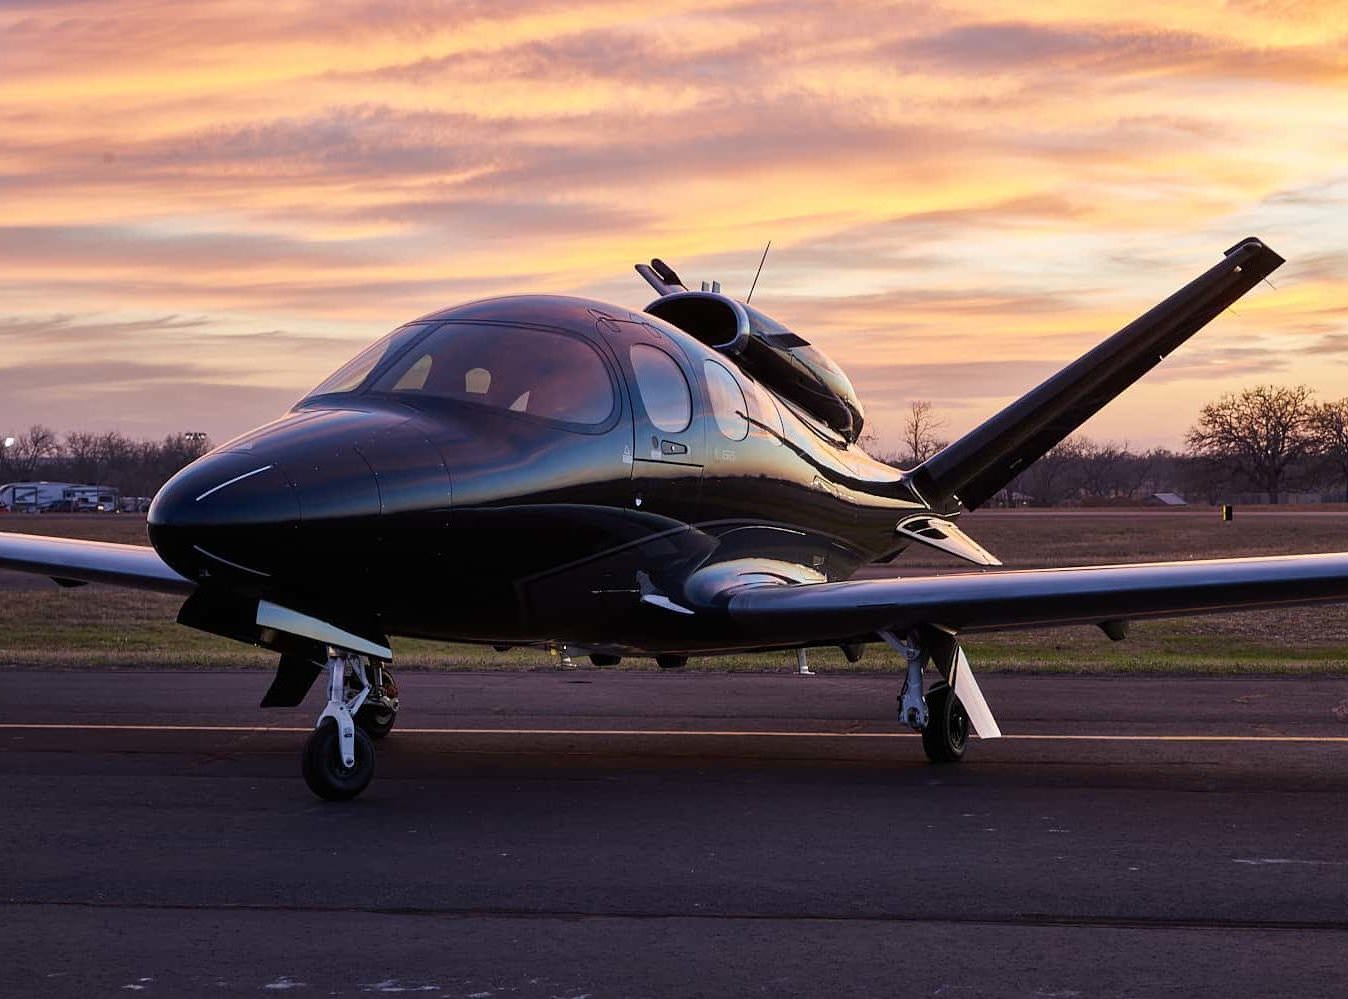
0;482;120;513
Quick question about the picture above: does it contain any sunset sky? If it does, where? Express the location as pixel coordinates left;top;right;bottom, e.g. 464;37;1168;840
1;0;1345;454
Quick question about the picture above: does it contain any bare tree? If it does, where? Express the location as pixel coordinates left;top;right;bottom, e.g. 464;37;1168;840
1176;454;1229;505
6;424;60;480
1121;447;1162;499
1310;399;1348;502
0;426;211;501
64;431;103;484
902;400;948;465
1016;436;1087;506
1077;439;1132;501
1186;384;1317;504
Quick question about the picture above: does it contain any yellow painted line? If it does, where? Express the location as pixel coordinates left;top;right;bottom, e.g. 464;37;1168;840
2;723;1348;743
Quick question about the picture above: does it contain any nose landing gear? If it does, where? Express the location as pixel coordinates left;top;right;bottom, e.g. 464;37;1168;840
302;651;390;800
302;718;375;800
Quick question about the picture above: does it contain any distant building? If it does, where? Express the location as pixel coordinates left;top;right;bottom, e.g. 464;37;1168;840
1143;492;1188;507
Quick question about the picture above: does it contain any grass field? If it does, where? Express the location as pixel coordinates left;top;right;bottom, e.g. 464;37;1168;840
3;510;1348;674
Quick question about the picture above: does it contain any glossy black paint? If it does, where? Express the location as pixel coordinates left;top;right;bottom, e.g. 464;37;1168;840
147;240;1285;656
147;293;921;653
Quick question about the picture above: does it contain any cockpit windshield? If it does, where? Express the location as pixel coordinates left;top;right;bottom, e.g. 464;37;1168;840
368;322;615;426
304;323;435;399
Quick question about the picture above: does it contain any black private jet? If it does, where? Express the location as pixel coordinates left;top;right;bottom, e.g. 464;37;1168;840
5;236;1345;800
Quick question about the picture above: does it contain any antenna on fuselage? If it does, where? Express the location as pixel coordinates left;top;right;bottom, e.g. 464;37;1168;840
746;241;771;303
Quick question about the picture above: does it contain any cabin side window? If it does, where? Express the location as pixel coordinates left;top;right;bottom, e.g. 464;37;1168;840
704;360;749;442
630;344;692;432
370;323;615;426
742;375;784;444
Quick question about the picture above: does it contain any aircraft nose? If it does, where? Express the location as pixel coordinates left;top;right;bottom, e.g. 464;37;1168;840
148;451;300;583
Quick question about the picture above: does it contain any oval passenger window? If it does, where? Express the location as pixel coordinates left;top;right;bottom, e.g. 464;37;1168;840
704;360;749;441
630;344;692;433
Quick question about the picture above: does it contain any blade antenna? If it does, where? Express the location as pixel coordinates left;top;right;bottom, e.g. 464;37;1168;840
746;241;771;303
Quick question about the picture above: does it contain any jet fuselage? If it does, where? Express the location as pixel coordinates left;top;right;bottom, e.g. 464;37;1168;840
148;295;928;653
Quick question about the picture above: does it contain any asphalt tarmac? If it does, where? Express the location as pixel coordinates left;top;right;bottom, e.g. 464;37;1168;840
4;669;1348;998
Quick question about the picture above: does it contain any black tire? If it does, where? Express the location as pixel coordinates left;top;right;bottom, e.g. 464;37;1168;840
656;654;687;669
355;699;397;739
589;654;622;667
302;719;375;800
921;683;969;763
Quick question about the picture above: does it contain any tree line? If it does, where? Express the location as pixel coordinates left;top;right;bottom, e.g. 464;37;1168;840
887;385;1348;506
0;427;212;500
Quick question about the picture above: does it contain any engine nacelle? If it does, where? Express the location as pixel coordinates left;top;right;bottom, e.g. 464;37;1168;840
645;291;865;443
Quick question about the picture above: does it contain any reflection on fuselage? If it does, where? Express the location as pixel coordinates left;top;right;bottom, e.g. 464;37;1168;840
148;295;925;653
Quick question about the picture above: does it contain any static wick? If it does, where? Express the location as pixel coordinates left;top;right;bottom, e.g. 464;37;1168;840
746;240;772;303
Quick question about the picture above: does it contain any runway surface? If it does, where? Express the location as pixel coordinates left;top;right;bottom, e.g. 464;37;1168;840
4;669;1348;997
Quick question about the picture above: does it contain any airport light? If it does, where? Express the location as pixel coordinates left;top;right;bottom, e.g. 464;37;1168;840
2;437;14;449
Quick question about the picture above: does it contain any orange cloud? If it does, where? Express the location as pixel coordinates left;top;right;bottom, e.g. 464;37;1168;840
0;1;1344;449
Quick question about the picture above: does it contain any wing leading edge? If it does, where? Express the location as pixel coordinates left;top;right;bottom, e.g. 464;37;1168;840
725;552;1348;644
0;531;194;595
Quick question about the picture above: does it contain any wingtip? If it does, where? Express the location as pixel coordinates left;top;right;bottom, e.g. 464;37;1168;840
1224;236;1284;267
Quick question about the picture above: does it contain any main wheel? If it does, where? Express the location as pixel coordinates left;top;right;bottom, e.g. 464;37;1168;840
355;699;397;739
921;683;969;763
302;719;375;800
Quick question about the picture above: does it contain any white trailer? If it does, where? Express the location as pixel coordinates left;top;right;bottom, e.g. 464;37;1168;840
0;482;120;513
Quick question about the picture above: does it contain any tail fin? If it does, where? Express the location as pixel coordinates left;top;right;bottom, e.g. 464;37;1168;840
910;237;1284;512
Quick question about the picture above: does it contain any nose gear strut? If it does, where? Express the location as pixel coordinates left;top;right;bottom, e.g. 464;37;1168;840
302;649;381;800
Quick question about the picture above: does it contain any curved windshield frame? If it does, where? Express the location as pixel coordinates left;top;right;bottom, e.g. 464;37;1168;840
303;323;436;400
367;321;618;429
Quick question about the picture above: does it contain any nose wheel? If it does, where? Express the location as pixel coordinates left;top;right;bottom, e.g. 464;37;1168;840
302;650;386;800
302;719;375;800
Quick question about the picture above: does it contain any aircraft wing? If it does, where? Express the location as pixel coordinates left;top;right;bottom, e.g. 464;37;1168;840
0;531;195;595
724;552;1348;644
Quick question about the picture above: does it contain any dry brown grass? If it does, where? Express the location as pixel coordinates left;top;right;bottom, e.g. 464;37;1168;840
4;509;1348;673
0;512;151;545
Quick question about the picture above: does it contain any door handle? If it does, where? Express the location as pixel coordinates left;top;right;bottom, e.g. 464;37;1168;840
660;440;688;456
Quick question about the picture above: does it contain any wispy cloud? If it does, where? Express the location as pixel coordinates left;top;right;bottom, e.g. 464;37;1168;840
0;1;1344;447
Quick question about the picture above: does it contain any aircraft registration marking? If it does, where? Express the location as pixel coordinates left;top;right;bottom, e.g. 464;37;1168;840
3;723;1348;743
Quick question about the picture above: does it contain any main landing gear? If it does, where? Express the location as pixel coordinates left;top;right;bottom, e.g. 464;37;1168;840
881;628;999;764
301;651;398;800
921;682;969;762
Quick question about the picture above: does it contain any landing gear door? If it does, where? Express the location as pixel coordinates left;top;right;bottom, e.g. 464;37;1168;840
596;318;705;523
